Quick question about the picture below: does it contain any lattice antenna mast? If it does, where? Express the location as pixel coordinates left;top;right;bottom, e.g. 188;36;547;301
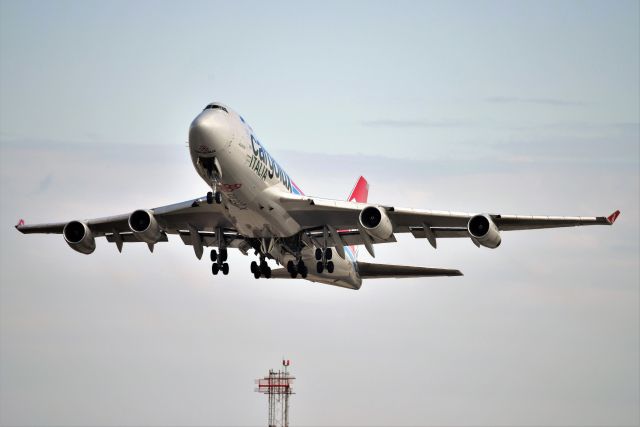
255;359;295;427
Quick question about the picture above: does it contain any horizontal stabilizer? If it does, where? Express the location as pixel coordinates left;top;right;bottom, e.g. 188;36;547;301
357;262;462;279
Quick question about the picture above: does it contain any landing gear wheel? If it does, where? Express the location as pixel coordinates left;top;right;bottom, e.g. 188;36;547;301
315;248;322;261
250;261;259;274
253;270;261;279
325;248;332;260
287;260;295;273
298;262;308;278
211;263;219;275
221;263;229;275
206;191;214;204
264;267;271;279
260;261;270;275
214;191;222;204
210;249;217;262
327;261;335;274
316;261;324;274
290;271;297;278
219;248;228;262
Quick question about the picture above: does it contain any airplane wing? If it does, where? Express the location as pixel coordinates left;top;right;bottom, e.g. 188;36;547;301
279;193;619;250
15;196;241;258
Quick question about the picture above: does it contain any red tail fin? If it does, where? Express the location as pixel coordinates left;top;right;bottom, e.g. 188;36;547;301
348;176;369;203
346;177;368;261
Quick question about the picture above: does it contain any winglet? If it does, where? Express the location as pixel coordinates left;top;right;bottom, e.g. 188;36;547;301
15;219;25;229
606;210;621;225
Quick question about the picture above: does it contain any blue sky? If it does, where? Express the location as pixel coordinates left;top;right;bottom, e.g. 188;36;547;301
0;1;638;426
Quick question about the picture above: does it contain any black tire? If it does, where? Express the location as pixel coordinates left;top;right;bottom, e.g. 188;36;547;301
250;261;258;274
325;248;332;260
316;261;324;274
210;249;217;262
300;268;308;279
206;191;213;204
286;260;295;273
327;261;335;274
297;260;305;271
253;270;261;279
260;261;269;275
211;263;219;275
264;267;272;279
214;191;222;204
315;248;322;260
220;248;228;262
290;271;297;278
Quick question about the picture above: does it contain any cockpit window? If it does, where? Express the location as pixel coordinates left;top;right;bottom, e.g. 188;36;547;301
204;104;228;113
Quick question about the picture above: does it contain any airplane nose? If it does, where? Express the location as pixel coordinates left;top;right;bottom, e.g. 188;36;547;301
188;110;229;156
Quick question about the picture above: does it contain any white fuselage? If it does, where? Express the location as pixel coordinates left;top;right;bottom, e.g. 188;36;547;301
188;103;362;289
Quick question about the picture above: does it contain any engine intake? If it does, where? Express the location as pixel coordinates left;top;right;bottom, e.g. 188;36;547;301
359;206;393;240
128;209;162;244
468;214;501;249
63;220;96;254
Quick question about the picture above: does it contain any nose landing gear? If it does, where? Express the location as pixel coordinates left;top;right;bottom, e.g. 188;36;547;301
206;191;222;205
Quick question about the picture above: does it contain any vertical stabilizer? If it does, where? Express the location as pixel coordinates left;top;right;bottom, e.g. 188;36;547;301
348;176;369;203
346;176;369;260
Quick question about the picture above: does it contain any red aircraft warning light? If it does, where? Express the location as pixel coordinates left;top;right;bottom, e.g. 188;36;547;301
255;359;295;427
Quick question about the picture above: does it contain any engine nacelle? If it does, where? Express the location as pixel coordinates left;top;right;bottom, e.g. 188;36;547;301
467;214;502;249
128;209;162;244
359;205;393;240
63;220;96;254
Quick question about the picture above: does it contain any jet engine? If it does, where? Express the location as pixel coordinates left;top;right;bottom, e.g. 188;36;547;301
128;209;162;244
359;206;393;240
63;220;96;254
467;214;501;248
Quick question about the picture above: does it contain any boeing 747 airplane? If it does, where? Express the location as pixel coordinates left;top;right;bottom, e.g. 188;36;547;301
15;102;620;289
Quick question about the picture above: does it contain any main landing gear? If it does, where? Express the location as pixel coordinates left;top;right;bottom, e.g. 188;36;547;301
287;259;308;279
251;258;272;279
210;248;229;275
315;247;334;274
206;191;222;204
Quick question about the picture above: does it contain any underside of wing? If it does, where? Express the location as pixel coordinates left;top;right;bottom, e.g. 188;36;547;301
356;262;463;279
15;195;239;257
279;193;619;251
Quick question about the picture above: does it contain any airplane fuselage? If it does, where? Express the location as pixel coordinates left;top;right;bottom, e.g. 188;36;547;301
188;103;362;289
